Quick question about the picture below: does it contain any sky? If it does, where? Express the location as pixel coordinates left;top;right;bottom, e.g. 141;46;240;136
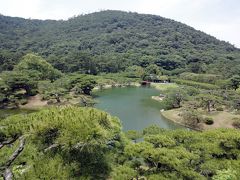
0;0;239;47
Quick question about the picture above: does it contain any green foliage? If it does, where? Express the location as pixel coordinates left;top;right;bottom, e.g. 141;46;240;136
0;50;22;72
14;53;62;81
159;75;169;81
216;79;232;89
110;165;137;180
142;125;166;135
38;80;67;103
196;93;222;112
204;117;214;125
212;169;238;180
179;72;221;84
0;70;38;107
232;118;240;129
20;155;71;179
74;76;96;95
162;88;187;109
144;134;176;148
127;128;240;179
150;83;179;91
68;74;97;95
145;64;161;75
125;130;142;142
124;65;144;78
1;107;240;179
184;86;200;96
1;71;37;96
0;10;240;180
0;11;238;75
172;78;220;90
181;109;203;128
230;75;240;90
0;106;121;179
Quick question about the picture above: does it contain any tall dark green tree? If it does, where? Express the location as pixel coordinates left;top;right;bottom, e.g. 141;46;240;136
230;75;240;90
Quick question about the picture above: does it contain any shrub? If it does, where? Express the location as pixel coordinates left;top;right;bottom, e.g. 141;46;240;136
204;117;214;125
216;107;224;111
181;110;203;128
172;78;219;90
179;72;221;84
232;118;240;129
125;130;142;142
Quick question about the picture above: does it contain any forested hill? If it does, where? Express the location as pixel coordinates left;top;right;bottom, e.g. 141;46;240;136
0;10;239;76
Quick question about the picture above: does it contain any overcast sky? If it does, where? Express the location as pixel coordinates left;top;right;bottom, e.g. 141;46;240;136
0;0;239;47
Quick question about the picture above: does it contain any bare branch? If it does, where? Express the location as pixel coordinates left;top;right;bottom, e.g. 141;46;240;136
1;136;25;180
5;136;25;168
3;168;12;180
44;143;59;152
0;137;18;150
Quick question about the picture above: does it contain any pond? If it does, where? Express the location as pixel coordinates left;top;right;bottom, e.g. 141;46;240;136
94;86;183;131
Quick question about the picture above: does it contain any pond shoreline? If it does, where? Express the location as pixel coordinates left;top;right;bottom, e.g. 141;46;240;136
160;109;202;131
94;86;182;130
1;83;186;131
93;82;141;91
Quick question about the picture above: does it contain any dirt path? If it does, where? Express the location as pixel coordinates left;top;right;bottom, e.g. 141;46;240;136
20;95;48;109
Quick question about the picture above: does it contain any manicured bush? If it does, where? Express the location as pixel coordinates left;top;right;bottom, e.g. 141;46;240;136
179;72;221;84
204;117;214;125
172;78;219;90
181;110;203;128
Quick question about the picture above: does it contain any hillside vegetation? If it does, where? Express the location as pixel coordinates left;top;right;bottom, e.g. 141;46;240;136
0;10;239;76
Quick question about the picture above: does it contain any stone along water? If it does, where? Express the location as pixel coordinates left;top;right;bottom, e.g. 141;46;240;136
94;86;182;131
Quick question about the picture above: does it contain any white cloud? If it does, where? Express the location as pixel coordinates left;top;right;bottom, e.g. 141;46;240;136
0;0;42;18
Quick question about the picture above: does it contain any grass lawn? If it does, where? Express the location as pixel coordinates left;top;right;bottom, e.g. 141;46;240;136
161;108;239;130
161;108;183;125
202;111;238;129
151;83;179;91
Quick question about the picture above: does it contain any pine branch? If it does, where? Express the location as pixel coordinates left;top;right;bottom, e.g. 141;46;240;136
0;137;19;150
4;136;25;168
3;168;12;180
1;136;25;180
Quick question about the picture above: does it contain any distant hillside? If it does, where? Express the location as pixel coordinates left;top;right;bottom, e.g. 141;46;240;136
0;10;239;76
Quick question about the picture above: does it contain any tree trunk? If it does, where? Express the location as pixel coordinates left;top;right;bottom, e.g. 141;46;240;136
207;101;211;112
3;168;12;180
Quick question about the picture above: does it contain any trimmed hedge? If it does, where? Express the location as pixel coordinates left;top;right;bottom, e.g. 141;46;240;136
172;78;219;90
179;72;221;84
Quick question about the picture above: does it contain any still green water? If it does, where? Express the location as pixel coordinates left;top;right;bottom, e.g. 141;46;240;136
94;87;182;131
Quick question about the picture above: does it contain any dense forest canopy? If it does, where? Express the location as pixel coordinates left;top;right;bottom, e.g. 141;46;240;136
0;10;239;76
